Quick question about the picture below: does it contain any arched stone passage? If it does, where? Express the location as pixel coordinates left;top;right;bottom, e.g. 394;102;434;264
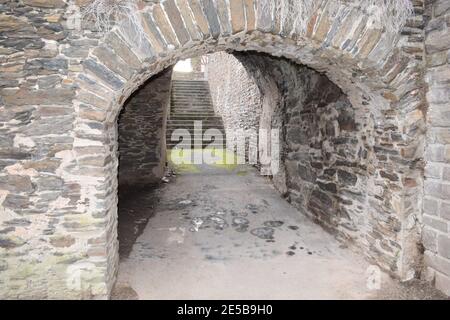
76;0;426;291
0;0;433;299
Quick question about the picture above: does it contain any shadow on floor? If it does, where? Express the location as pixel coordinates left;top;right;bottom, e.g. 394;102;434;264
118;183;163;259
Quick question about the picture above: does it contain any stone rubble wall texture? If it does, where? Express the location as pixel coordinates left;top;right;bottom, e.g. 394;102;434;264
0;0;446;298
423;0;450;295
118;68;172;187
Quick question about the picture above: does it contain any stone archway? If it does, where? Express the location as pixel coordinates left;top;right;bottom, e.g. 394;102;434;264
0;0;429;299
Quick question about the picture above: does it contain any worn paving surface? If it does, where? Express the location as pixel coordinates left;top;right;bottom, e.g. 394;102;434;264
113;164;447;300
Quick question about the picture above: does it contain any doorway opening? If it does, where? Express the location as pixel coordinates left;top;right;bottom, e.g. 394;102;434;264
111;51;439;299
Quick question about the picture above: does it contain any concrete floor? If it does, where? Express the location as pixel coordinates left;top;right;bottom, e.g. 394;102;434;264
113;162;447;300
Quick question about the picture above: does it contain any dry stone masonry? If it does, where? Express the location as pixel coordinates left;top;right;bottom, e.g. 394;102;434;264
0;0;448;298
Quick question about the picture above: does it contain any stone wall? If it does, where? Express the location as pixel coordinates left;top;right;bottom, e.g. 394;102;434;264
423;0;450;295
0;0;85;299
118;68;172;187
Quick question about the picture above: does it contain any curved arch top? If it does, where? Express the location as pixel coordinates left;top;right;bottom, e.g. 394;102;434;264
75;0;417;123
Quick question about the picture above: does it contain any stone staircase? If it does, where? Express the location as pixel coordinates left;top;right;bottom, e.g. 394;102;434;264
166;78;225;150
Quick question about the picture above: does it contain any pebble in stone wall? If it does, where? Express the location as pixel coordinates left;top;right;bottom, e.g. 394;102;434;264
423;0;450;295
118;68;172;187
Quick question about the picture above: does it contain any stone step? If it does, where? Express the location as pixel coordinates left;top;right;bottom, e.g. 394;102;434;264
167;129;226;134
172;92;210;94
172;83;209;86
172;97;211;100
169;110;217;114
166;134;226;142
167;136;226;141
172;93;211;97
167;125;225;130
171;97;211;100
168;119;224;123
172;81;209;85
167;121;222;125
170;118;223;123
172;86;210;90
171;101;212;105
173;79;208;82
171;108;213;111
170;114;217;117
171;94;211;98
166;138;226;145
172;91;210;94
169;78;225;150
167;115;222;125
170;113;217;116
166;141;226;147
167;127;225;132
172;90;209;94
171;104;213;108
168;141;225;144
171;111;214;114
171;109;214;112
172;100;211;103
172;72;205;80
168;136;226;141
168;141;225;145
167;140;225;145
172;86;209;90
171;96;211;99
171;107;215;111
168;118;219;122
171;100;213;103
170;115;215;118
172;86;209;89
168;118;223;122
172;88;209;92
167;145;225;150
169;114;220;118
168;128;224;131
170;112;215;116
172;89;210;91
171;108;214;112
171;103;214;110
168;145;224;149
